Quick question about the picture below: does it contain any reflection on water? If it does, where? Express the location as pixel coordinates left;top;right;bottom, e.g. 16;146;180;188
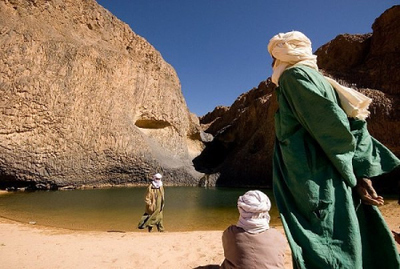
0;187;282;232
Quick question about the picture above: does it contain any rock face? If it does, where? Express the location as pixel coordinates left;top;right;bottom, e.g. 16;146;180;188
0;0;203;188
197;5;400;190
316;5;400;95
195;80;278;187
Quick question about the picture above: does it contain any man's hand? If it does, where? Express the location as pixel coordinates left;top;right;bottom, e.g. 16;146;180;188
355;178;384;206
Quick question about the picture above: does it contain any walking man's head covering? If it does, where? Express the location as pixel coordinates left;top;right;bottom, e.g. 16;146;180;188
268;31;317;85
237;190;271;234
267;30;372;120
153;173;162;180
151;173;163;188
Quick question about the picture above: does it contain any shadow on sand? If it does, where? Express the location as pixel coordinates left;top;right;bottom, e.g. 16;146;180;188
193;265;220;269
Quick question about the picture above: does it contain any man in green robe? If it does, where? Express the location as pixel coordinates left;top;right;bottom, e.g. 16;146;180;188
268;31;400;269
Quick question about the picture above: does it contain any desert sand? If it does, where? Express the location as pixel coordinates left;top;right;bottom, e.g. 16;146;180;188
1;200;399;269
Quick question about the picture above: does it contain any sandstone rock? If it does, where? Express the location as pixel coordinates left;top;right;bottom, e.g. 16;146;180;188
0;0;203;188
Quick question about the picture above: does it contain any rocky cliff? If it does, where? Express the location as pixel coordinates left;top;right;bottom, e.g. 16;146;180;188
195;80;278;187
0;0;203;189
316;5;400;95
196;5;400;191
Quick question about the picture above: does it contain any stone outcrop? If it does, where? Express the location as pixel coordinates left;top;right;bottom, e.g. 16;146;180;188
196;5;400;191
0;0;203;189
316;5;400;95
195;80;277;187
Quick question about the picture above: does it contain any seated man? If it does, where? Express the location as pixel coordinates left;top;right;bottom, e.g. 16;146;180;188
221;190;287;269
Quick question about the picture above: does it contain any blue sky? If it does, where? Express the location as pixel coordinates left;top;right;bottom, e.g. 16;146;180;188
96;0;396;116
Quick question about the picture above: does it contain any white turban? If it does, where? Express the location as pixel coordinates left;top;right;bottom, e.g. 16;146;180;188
153;173;162;179
151;173;163;188
237;190;271;234
268;31;371;120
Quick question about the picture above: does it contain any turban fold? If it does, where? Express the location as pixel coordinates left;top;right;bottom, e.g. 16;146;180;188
268;31;371;120
237;190;271;234
268;31;317;68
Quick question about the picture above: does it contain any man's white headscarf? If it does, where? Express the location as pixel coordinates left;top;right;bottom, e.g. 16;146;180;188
151;173;163;188
268;31;371;120
237;190;271;234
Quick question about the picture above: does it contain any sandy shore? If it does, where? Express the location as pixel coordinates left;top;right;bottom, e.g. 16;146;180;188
1;200;399;269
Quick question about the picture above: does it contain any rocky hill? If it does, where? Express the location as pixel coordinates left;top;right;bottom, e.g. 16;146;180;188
0;0;203;189
196;5;400;192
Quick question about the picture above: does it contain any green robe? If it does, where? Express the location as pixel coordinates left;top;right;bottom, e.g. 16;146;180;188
272;65;400;269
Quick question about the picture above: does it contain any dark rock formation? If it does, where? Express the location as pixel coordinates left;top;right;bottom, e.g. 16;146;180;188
315;34;372;76
197;5;400;192
195;80;278;187
0;0;203;189
316;5;400;95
